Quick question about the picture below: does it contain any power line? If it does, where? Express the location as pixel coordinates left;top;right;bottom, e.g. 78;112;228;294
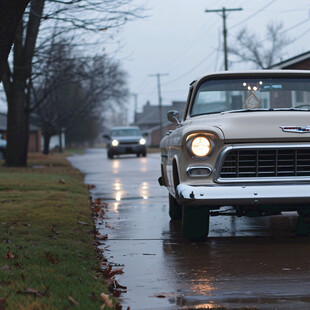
230;0;277;30
163;49;216;87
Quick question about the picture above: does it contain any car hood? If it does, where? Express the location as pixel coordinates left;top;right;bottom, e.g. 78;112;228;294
196;111;310;143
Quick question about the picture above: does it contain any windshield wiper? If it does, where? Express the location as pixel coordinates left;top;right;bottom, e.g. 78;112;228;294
222;107;310;114
221;108;270;114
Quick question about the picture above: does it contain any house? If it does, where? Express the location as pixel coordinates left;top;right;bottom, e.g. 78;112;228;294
0;113;42;152
269;50;310;70
134;100;186;146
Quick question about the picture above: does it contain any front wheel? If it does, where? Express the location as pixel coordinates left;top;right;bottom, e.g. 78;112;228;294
107;151;114;159
169;194;182;220
182;205;209;241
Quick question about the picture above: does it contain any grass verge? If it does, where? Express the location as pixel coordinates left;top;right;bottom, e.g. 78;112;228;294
0;153;113;309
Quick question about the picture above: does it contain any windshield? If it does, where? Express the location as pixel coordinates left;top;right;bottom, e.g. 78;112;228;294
111;128;141;137
190;77;310;116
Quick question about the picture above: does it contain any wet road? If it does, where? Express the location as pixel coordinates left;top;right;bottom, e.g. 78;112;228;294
69;148;310;310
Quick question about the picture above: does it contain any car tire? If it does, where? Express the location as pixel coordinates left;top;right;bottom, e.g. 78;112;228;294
0;150;4;160
107;151;114;159
136;153;140;157
182;205;209;241
169;194;182;220
142;151;147;157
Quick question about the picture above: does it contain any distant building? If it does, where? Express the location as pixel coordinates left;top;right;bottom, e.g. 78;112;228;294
134;100;186;146
269;50;310;70
0;113;42;152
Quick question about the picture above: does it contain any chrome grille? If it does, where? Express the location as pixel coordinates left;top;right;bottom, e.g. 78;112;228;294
220;148;310;179
119;141;139;145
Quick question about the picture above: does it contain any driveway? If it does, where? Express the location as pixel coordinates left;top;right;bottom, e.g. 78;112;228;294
69;148;310;310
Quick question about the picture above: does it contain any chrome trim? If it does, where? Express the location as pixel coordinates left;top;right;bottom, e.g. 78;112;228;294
176;183;310;206
280;126;310;133
214;144;310;184
186;166;212;177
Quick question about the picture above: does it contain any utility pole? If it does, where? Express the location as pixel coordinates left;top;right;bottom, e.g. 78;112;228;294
149;73;168;140
131;93;138;124
205;7;242;70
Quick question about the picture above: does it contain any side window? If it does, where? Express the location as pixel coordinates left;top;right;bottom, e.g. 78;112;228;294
183;85;194;120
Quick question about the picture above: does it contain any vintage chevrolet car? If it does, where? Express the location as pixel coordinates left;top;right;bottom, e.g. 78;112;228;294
159;70;310;240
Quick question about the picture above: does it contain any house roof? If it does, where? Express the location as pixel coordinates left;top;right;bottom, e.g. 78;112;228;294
269;50;310;69
135;101;186;127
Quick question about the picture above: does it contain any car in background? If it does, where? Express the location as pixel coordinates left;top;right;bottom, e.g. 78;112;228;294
104;126;147;159
159;70;310;240
0;134;6;159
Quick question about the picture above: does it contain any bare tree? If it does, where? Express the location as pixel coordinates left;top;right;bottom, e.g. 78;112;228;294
31;39;129;154
2;0;142;166
0;0;30;80
229;22;291;69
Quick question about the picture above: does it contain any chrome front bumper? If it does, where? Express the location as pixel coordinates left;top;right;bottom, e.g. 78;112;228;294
176;183;310;206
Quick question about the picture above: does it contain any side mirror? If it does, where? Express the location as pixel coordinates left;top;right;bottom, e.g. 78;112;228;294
103;134;110;140
167;110;180;125
142;132;149;137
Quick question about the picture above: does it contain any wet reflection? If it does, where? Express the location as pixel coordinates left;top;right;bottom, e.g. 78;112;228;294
114;178;124;201
112;159;120;174
140;158;147;172
164;214;310;308
112;202;119;214
139;182;149;200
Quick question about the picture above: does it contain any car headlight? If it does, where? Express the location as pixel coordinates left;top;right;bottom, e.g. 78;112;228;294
111;139;119;147
139;138;146;145
191;136;211;157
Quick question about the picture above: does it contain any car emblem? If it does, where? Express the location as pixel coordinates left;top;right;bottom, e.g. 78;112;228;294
280;126;310;133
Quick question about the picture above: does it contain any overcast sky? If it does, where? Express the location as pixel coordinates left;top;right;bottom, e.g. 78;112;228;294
1;0;310;122
107;0;310;122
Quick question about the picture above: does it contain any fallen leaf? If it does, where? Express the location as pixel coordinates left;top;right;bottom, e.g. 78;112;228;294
3;251;16;260
23;286;49;297
95;198;102;205
115;303;122;310
103;265;124;278
78;221;89;226
0;296;7;309
0;280;14;286
114;280;127;290
24;287;42;297
96;233;108;240
87;184;96;189
50;225;60;235
58;179;66;184
90;292;97;301
99;293;113;309
68;296;79;305
45;252;58;264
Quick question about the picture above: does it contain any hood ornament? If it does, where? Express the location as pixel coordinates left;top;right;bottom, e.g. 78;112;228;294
280;126;310;133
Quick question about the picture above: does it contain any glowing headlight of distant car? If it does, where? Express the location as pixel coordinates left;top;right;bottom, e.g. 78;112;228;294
139;138;146;145
111;139;119;147
191;136;211;157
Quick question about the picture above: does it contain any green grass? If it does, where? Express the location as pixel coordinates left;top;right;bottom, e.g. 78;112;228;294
0;153;113;309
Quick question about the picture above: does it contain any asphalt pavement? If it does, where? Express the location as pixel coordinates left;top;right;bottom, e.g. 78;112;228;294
69;148;310;310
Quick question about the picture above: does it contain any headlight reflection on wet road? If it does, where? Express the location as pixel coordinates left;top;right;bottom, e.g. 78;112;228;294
140;181;149;200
